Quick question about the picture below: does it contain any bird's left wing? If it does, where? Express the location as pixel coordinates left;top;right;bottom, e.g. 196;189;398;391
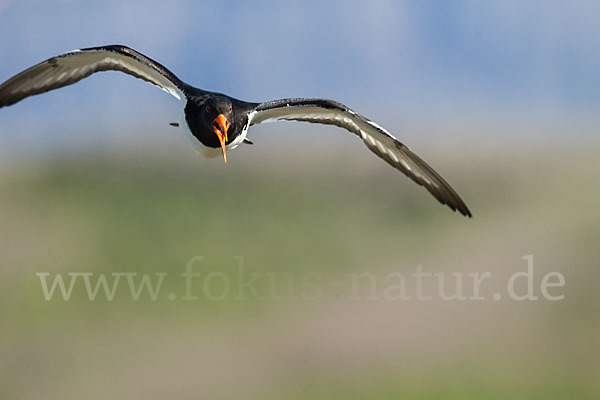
248;98;471;217
0;45;186;108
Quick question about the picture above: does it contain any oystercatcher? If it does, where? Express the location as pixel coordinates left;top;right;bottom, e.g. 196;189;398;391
0;45;471;217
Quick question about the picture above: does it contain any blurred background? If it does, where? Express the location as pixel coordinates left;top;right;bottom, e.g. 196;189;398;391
1;0;599;398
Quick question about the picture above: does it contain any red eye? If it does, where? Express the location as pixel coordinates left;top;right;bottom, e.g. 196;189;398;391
206;105;211;113
229;106;232;112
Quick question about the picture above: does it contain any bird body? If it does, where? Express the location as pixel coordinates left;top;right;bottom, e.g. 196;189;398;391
0;45;472;217
180;89;254;159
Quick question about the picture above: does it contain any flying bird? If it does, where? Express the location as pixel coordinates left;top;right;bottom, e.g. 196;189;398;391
0;45;471;217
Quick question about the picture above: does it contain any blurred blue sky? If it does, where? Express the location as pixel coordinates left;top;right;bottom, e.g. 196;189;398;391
0;0;599;154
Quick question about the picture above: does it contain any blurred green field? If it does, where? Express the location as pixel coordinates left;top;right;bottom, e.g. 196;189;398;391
1;141;598;399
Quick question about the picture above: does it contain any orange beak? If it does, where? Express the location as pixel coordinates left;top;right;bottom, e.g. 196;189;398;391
212;114;230;163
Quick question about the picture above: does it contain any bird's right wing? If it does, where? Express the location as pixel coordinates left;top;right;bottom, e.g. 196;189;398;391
0;45;186;108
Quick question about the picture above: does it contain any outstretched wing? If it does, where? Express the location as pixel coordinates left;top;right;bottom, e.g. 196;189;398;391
0;45;186;108
249;98;471;217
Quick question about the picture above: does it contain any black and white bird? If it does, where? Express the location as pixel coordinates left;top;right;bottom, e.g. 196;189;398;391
0;45;471;217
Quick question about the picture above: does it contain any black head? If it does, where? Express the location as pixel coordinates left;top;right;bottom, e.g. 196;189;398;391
201;96;233;129
198;96;234;162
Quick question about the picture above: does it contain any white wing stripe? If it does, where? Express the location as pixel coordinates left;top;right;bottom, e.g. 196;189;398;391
400;159;411;171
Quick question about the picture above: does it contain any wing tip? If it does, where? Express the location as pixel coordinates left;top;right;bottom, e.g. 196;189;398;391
452;202;473;218
437;189;472;218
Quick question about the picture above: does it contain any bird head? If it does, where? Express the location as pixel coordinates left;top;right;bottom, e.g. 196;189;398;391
202;96;233;163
